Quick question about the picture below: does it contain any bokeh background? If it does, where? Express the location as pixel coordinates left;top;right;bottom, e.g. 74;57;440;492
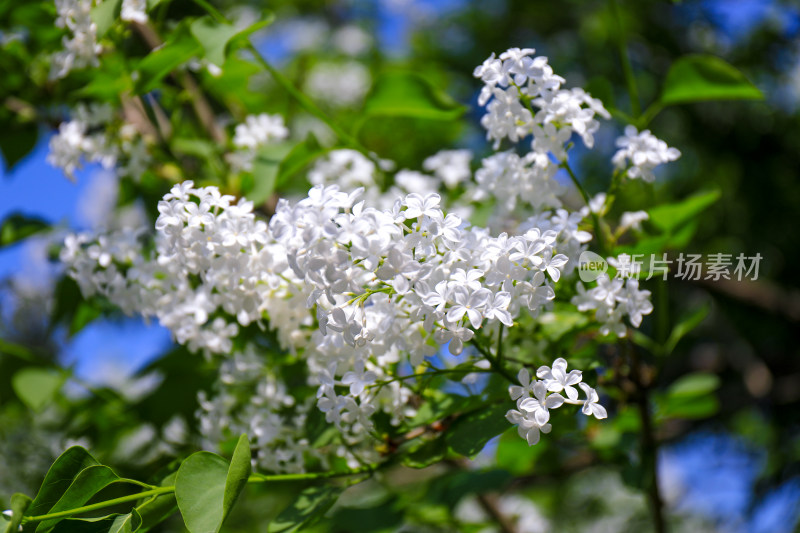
1;0;800;531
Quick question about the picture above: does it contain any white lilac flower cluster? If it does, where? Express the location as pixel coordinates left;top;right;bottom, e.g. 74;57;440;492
572;274;654;337
120;0;148;24
229;113;289;172
197;347;324;473
506;359;607;446
47;103;150;181
60;47;670;461
305;61;371;108
51;0;102;80
473;47;610;153
612;125;681;182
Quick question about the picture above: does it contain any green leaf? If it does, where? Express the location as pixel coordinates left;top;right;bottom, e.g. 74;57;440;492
0;213;49;248
135;29;201;94
90;0;121;37
190;16;274;68
108;510;143;533
28;447;101;518
175;437;250;533
37;465;122;532
69;301;102;336
402;437;448;469
0;123;38;171
223;435;252;525
189;17;239;68
495;429;541;474
276;133;327;188
12;367;66;412
647;189;721;234
50;511;142;533
660;54;764;106
247;143;293;204
267;486;342;533
668;372;720;398
446;403;509;458
664;303;710;355
362;72;466;122
5;493;31;533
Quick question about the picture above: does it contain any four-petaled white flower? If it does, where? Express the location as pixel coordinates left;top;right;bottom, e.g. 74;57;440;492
341;359;377;397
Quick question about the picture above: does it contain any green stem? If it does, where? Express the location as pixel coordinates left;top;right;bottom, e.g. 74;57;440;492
22;487;173;524
562;161;608;254
496;325;505;368
471;339;515;383
188;0;379;163
610;0;641;117
22;466;378;525
249;465;376;483
250;52;375;158
368;367;488;390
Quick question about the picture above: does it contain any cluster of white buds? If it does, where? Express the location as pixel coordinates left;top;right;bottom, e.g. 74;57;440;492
506;359;607;446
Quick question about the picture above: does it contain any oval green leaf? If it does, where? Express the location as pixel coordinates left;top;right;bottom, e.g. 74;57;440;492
27;447;100;518
12;367;66;412
660;54;763;106
175;435;251;533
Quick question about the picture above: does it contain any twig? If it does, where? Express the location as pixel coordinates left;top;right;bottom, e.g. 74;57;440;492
130;21;226;144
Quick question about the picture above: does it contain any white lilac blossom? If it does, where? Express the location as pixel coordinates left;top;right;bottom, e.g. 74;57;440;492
120;0;148;23
423;149;473;189
619;210;649;233
572;272;654;336
612;125;681;182
305;61;371;108
51;0;102;80
473;47;610;153
59;47;662;468
47;103;151;181
506;358;606;446
229;113;289;171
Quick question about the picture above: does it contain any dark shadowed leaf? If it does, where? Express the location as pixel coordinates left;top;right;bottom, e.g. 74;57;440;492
267;486;342;533
0;213;49;248
446;403;509;457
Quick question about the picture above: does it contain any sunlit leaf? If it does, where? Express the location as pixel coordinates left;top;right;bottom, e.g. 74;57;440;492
175;436;250;533
362;72;465;122
90;0;121;37
12;367;66;412
647;189;721;234
661;54;764;105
